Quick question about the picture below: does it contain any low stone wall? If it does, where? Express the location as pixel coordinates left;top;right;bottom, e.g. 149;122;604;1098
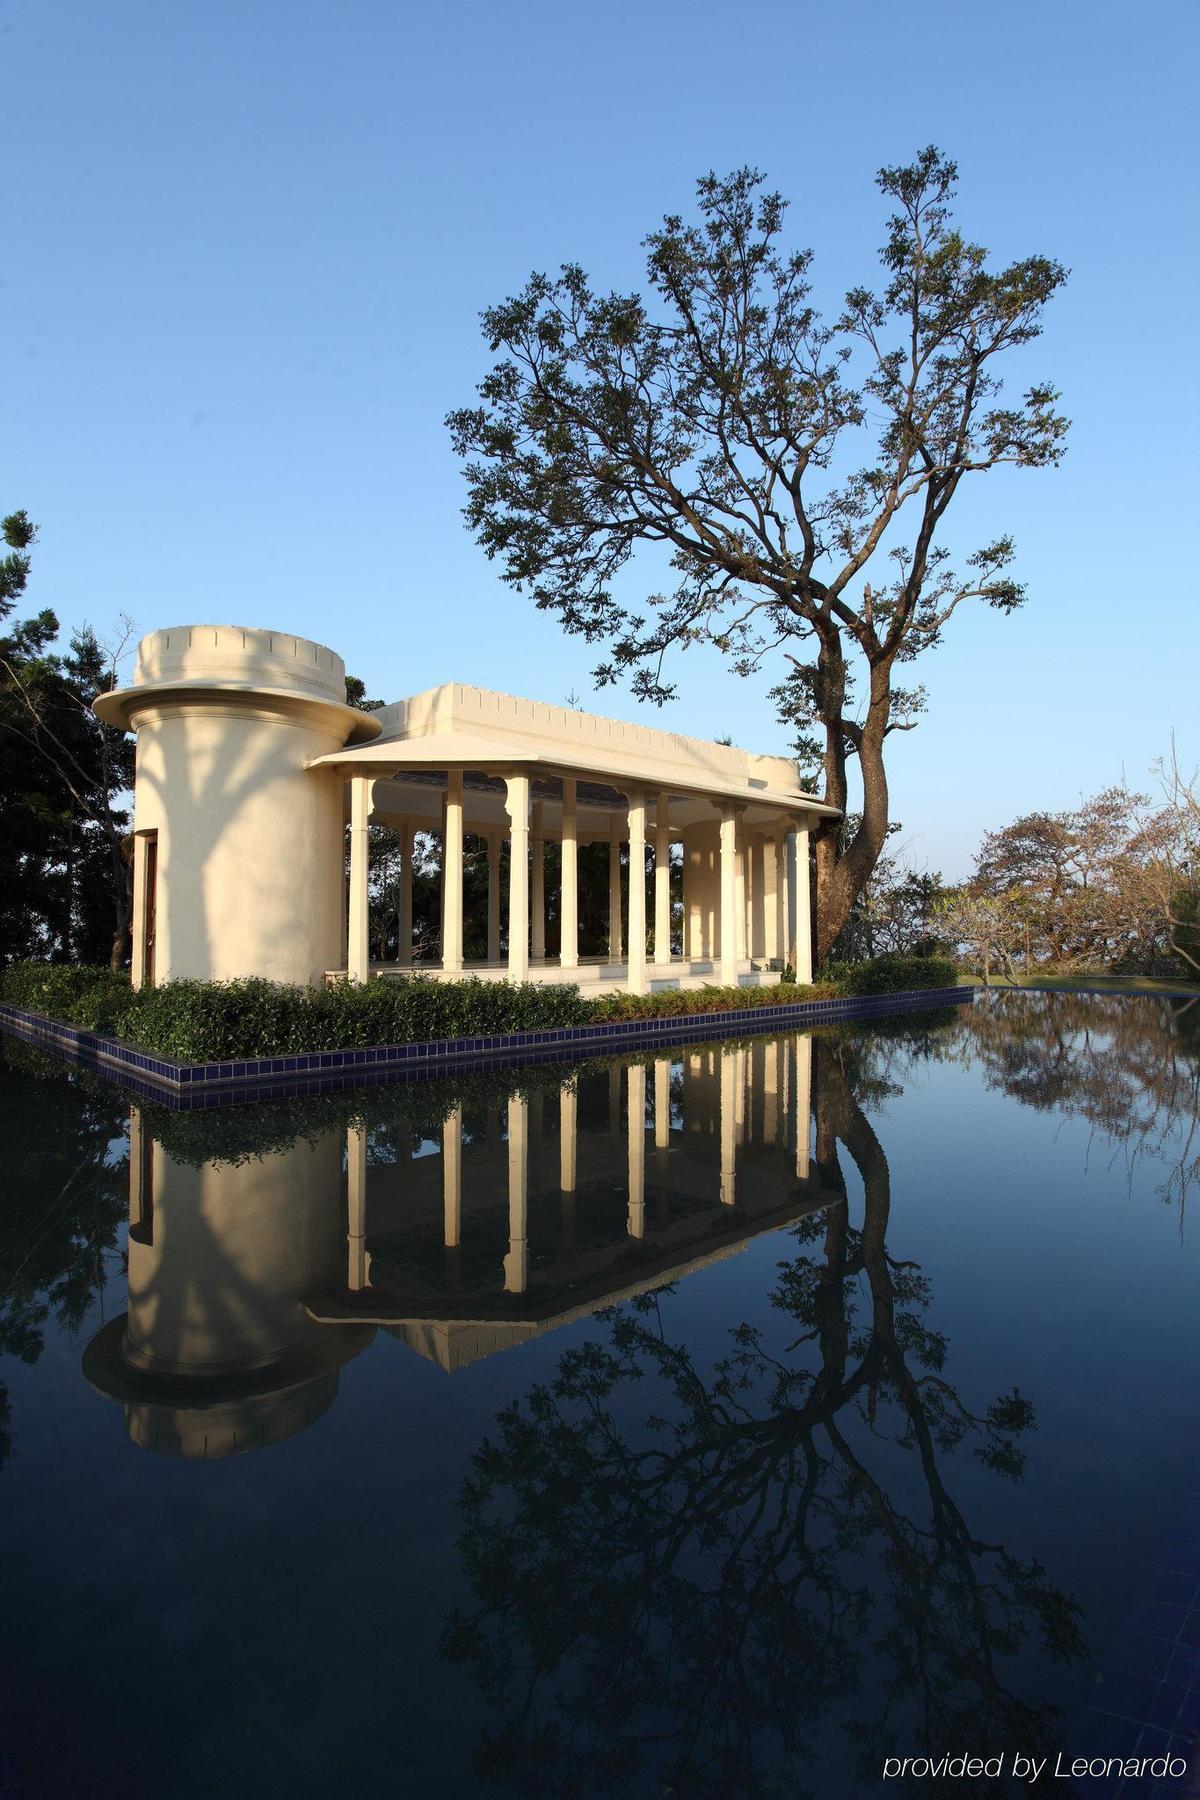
0;987;976;1112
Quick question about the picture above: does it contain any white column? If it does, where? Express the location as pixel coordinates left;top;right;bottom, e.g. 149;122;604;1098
795;1033;813;1179
398;821;413;966
654;792;671;965
719;805;739;986
560;778;578;971
531;799;545;963
608;817;623;962
131;836;149;988
763;837;779;962
442;770;464;972
776;830;790;973
627;788;647;994
348;775;371;983
627;1062;646;1238
719;1047;738;1206
347;1121;370;1291
487;830;501;963
504;774;530;981
793;826;813;982
503;1092;528;1293
735;824;748;963
443;1105;463;1246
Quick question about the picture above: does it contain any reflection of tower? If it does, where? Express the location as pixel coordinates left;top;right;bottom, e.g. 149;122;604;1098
84;1110;374;1457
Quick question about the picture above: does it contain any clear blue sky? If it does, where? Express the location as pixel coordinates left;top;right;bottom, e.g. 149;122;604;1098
7;0;1197;877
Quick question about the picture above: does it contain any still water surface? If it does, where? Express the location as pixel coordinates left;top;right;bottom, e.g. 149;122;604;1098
2;994;1198;1799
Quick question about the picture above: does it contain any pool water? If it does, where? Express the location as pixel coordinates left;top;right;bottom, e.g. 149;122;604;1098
1;993;1198;1799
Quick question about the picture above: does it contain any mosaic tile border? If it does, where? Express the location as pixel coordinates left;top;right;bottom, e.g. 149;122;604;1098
0;986;975;1111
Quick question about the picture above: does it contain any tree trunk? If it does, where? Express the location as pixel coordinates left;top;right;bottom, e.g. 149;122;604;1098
813;656;894;963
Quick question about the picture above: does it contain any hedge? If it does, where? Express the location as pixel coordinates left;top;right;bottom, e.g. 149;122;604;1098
0;955;961;1063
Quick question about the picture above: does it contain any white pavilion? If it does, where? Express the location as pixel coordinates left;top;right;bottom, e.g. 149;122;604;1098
95;625;838;995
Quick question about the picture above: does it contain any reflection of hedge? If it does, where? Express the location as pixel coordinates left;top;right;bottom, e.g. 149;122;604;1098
1;955;960;1063
3;1005;969;1169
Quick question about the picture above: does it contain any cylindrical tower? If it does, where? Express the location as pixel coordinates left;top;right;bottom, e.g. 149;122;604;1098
94;625;380;986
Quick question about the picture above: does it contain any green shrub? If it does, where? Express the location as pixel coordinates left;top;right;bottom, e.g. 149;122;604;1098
1;963;133;1033
830;954;959;997
3;955;960;1062
590;981;837;1022
115;974;593;1062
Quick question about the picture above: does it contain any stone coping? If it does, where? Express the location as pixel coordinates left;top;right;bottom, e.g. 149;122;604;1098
0;988;976;1113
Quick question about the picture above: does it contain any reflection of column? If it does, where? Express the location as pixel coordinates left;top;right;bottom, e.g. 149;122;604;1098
793;827;813;983
443;1106;462;1245
654;1057;671;1230
531;799;545;963
559;1084;577;1259
654;1057;671;1149
608;818;623;961
503;1093;528;1293
442;770;464;972
763;1040;779;1144
505;775;530;981
719;1047;738;1205
719;805;738;986
486;831;501;963
398;821;414;966
560;778;578;971
348;775;371;982
627;788;647;994
795;1034;812;1179
347;1121;370;1291
609;1061;622;1135
627;1063;646;1238
654;792;671;964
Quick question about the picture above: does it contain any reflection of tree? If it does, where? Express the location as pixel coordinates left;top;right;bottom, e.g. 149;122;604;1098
961;992;1200;1221
442;1033;1083;1798
0;1045;129;1469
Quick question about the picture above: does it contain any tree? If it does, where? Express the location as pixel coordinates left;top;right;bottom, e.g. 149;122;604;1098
449;149;1068;960
962;782;1192;977
938;886;1026;985
0;513;136;967
1146;742;1200;979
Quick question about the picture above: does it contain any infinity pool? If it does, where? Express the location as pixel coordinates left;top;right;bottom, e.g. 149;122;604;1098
2;993;1198;1799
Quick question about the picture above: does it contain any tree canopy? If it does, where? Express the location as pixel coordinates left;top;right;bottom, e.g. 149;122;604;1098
0;512;135;967
449;148;1068;959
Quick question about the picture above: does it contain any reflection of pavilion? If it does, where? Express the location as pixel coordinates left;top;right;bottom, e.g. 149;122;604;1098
311;1036;832;1372
85;1033;834;1449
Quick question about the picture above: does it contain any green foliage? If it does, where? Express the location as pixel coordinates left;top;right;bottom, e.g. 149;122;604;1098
3;957;959;1062
0;509;136;967
0;962;132;1032
826;954;959;996
590;981;836;1021
112;974;592;1061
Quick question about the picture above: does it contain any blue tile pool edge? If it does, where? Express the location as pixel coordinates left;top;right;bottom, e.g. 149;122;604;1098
0;987;976;1109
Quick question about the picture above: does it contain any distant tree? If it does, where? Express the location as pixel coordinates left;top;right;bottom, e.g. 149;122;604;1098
0;513;136;967
449;149;1068;959
965;783;1190;977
